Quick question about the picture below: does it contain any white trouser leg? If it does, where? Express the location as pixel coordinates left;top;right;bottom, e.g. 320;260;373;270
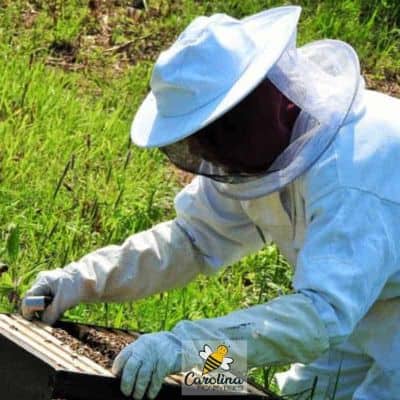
275;341;372;400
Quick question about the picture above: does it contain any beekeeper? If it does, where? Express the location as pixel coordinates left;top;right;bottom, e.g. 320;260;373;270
22;6;400;400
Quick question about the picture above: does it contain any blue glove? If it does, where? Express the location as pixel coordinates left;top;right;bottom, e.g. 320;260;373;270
112;332;183;399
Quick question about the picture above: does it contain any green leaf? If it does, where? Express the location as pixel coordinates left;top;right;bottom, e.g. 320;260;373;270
6;223;20;263
0;272;14;296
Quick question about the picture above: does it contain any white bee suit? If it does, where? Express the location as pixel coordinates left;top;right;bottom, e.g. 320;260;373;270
22;14;400;398
24;88;400;399
172;87;400;399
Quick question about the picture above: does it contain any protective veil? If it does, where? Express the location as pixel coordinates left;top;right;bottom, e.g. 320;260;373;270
161;36;361;193
23;6;400;400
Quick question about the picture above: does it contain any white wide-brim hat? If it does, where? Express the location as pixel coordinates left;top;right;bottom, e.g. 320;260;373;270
131;6;301;148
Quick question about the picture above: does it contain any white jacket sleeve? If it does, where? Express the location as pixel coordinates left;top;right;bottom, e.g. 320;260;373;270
168;186;398;369
294;186;398;346
57;176;264;303
172;293;330;369
62;220;205;302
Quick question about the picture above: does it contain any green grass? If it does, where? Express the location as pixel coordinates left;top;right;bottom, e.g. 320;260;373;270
0;0;398;395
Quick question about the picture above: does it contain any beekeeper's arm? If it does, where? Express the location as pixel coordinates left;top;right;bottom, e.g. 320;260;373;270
111;186;397;399
173;186;397;356
22;176;264;324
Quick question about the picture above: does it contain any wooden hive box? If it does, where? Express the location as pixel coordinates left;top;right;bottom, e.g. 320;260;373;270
0;314;282;400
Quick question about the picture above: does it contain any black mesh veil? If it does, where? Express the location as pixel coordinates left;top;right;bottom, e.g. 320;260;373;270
160;138;267;184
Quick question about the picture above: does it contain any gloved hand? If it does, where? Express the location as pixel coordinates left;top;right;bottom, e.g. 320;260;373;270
21;268;83;324
112;294;330;400
112;332;184;400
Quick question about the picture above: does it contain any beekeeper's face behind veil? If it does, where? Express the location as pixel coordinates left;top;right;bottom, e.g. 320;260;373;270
163;78;301;178
131;6;361;198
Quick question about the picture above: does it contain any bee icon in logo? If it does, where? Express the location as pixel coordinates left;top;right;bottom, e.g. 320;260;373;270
199;344;233;375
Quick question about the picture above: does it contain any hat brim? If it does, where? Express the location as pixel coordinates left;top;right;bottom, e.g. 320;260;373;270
131;6;301;148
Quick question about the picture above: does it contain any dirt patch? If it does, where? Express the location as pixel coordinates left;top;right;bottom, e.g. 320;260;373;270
49;40;77;59
170;166;195;187
52;326;135;370
34;0;184;72
365;73;400;98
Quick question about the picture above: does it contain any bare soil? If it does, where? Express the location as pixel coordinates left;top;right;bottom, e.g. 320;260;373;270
365;73;400;98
